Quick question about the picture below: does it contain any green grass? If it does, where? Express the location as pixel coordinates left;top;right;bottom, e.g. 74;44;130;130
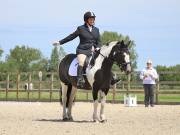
0;91;180;103
159;94;180;102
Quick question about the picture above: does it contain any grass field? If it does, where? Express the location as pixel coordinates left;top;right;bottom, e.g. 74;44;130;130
0;90;180;103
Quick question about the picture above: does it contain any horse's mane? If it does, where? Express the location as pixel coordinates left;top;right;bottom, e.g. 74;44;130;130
100;41;118;57
101;41;118;49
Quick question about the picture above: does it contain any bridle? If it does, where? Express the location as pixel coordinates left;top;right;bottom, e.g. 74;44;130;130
95;47;131;68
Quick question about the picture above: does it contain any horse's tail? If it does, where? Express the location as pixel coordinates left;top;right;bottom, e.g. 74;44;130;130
66;84;72;108
59;83;72;108
59;87;62;105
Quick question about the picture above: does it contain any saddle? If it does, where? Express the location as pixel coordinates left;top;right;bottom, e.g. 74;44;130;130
68;52;97;76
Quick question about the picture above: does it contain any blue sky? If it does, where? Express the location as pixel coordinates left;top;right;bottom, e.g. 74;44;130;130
0;0;180;70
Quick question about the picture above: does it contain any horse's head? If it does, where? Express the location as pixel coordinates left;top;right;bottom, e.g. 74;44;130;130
109;40;131;74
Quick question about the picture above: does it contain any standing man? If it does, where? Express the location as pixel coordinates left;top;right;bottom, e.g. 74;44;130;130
140;59;158;107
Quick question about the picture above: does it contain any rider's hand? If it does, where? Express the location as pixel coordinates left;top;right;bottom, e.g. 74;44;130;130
52;41;60;46
91;47;95;52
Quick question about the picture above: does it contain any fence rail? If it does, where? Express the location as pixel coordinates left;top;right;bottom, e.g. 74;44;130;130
0;71;180;104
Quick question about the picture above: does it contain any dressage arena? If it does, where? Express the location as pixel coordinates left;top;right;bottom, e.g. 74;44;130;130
0;102;180;135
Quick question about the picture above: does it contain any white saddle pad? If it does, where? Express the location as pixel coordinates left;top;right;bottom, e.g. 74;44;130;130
68;56;93;76
68;58;79;76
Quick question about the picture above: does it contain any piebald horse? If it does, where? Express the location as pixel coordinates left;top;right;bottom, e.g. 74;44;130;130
59;40;131;122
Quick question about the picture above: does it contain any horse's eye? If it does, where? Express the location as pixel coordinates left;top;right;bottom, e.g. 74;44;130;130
113;52;116;56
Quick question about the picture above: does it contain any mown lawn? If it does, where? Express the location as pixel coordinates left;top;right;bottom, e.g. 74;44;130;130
0;90;180;103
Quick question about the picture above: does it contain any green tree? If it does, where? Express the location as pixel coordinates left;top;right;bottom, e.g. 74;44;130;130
156;65;180;81
100;31;138;71
0;47;3;59
59;46;66;61
0;58;19;72
6;45;42;72
30;58;49;71
50;46;59;72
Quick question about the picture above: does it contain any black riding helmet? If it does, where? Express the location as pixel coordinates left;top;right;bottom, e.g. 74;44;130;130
84;11;96;22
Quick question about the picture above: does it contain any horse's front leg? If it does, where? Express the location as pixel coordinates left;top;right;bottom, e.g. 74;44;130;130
100;90;107;122
61;83;68;120
92;88;99;122
67;86;77;121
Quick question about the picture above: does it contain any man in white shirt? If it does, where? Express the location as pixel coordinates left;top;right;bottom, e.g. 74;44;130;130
140;59;158;107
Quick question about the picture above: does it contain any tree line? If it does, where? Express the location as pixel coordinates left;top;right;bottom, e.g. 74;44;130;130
0;31;179;82
0;45;66;73
0;31;137;73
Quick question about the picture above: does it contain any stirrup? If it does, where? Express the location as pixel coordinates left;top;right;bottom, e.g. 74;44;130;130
111;78;121;85
77;77;85;88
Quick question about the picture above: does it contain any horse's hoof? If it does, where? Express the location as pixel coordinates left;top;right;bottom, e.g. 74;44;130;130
62;117;69;121
93;119;99;123
68;117;74;121
100;119;107;123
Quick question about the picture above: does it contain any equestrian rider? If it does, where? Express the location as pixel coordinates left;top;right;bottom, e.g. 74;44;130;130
53;11;119;87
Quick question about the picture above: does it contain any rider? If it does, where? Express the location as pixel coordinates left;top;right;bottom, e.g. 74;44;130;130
53;11;120;87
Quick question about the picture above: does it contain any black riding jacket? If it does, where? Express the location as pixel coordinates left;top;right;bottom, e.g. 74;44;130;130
59;24;101;56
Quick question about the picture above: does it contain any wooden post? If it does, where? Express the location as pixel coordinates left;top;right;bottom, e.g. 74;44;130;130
156;77;160;104
38;77;41;101
6;74;9;101
28;73;32;101
112;73;117;103
127;74;131;95
16;73;20;101
50;73;53;102
86;92;88;101
38;71;42;101
122;83;125;90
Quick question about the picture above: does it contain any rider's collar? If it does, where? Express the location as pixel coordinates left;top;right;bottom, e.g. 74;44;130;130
84;23;94;28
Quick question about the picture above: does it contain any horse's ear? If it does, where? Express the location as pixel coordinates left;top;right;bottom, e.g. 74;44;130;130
121;40;125;45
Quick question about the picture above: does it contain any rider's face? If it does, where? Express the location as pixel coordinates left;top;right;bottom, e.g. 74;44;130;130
87;18;95;26
147;63;152;69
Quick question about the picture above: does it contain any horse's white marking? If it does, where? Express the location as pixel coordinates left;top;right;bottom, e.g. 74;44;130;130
113;51;116;56
124;52;131;72
124;52;130;63
93;100;99;121
100;91;106;121
86;41;118;86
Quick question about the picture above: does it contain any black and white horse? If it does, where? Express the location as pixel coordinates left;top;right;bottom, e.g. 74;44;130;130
58;40;131;122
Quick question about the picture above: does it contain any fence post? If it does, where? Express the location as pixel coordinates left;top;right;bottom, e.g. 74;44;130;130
50;73;53;102
156;77;160;104
86;92;88;101
6;73;9;101
16;73;20;101
127;74;131;95
38;71;42;101
28;73;32;101
122;83;125;90
112;73;117;103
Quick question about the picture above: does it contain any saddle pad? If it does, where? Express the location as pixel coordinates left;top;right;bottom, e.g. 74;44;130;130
68;58;78;76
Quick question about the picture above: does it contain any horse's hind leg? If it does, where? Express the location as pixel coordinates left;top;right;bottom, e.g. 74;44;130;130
61;82;68;120
92;87;99;122
67;86;77;120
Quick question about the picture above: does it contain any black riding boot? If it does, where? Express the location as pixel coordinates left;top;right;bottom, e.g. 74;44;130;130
111;74;121;85
77;65;85;88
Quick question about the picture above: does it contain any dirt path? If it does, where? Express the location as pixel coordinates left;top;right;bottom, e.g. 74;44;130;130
0;102;180;135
